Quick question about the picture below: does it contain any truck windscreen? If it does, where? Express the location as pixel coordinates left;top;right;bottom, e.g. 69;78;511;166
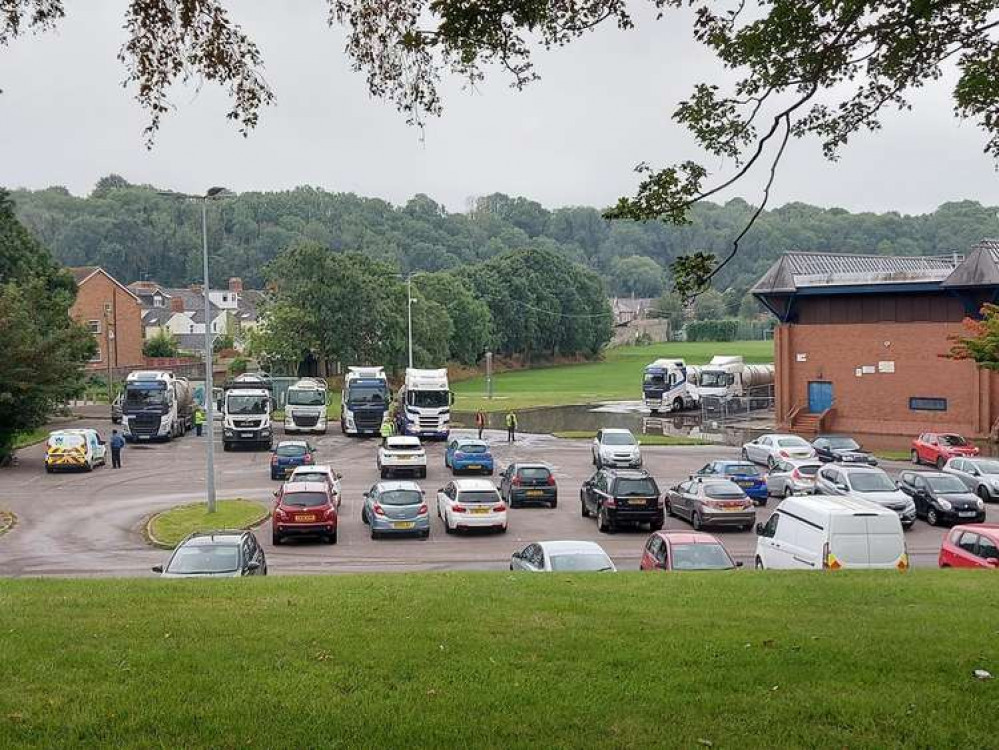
124;383;167;408
226;394;269;415
643;373;665;386
347;385;387;406
408;390;449;408
699;371;733;388
287;390;325;406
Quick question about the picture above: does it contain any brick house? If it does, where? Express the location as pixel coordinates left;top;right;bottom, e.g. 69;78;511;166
69;266;145;371
752;242;999;440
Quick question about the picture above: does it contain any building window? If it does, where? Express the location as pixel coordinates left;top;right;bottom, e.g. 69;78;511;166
87;320;101;335
88;345;102;363
189;324;195;334
910;397;947;412
153;295;163;308
103;303;112;315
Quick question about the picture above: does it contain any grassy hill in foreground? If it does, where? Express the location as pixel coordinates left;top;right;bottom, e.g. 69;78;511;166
1;571;996;749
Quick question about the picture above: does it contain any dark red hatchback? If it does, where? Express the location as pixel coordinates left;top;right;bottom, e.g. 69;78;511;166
272;481;338;545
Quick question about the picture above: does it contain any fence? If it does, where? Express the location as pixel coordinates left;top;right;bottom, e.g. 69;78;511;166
700;386;775;424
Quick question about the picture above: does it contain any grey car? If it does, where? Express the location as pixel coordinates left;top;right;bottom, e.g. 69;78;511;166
361;481;430;539
665;478;756;531
766;459;822;498
510;540;615;572
152;531;266;578
942;457;999;502
814;464;916;528
500;463;557;508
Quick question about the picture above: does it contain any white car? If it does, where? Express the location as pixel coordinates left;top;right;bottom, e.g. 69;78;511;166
378;436;427;479
288;464;342;506
510;540;616;572
437;478;507;534
592;428;642;469
765;459;822;498
814;464;916;529
755;495;908;571
742;433;816;468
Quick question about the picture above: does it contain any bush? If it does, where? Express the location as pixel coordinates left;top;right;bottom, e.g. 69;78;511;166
143;330;178;358
228;357;249;376
685;319;740;342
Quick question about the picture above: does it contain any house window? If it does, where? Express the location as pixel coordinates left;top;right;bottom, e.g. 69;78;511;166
87;320;101;335
88;345;102;363
189;324;195;334
103;303;112;315
153;295;163;308
910;397;947;412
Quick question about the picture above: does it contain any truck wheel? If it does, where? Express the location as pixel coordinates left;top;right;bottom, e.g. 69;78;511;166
672;398;684;412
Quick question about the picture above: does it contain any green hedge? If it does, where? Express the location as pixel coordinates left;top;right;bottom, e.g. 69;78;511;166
685;319;740;341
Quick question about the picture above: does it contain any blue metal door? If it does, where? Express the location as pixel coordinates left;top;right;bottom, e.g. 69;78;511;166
808;381;833;413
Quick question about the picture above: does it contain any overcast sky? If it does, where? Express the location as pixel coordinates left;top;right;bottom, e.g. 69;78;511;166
1;1;997;214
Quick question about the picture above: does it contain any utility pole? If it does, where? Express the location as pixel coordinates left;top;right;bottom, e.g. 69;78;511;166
407;274;414;369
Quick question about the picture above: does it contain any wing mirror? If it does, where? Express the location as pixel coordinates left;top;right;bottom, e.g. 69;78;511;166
335;472;342;480
246;561;261;571
835;483;848;492
151;565;163;574
755;522;765;535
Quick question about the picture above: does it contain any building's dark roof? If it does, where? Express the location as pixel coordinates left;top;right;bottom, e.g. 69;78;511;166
941;240;999;287
236;289;265;322
161;288;222;324
142;308;173;327
174;333;208;352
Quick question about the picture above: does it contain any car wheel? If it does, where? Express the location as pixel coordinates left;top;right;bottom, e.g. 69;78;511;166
597;507;613;534
755;556;764;570
692;511;703;531
361;508;369;525
767;456;776;471
936;456;946;470
926;507;939;526
978;485;991;503
370;528;378;540
271;533;282;546
324;533;336;544
741;448;749;460
580;498;589;518
650;519;664;531
550;499;558;509
781;485;791;499
44;465;52;473
444;514;454;534
742;523;754;532
329;529;337;544
910;449;919;465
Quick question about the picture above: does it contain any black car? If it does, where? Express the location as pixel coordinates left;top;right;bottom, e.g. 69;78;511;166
812;435;877;466
580;468;664;533
500;463;557;508
152;530;267;577
897;470;986;526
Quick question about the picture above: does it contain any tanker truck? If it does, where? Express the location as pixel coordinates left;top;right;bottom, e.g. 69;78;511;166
120;370;195;442
693;355;775;402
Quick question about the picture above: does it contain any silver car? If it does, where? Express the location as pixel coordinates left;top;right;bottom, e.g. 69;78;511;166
510;540;616;572
942;457;999;502
742;433;816;468
361;480;430;539
665;478;756;531
814;464;916;528
592;428;642;469
766;459;822;498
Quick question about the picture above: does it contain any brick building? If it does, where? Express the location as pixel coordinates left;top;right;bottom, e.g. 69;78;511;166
69;266;144;371
752;242;999;440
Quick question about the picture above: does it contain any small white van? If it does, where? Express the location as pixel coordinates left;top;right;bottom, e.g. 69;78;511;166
754;495;908;570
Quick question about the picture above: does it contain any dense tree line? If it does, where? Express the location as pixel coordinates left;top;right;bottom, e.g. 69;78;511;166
252;244;611;372
12;180;999;312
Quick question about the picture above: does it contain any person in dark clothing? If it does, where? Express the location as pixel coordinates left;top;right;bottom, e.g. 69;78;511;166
110;429;125;469
475;410;486;440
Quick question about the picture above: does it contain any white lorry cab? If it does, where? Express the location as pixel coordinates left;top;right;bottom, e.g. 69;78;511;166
120;370;194;442
396;368;452;440
755;495;908;571
341;367;391;436
694;355;775;401
221;376;274;451
642;359;698;414
284;378;328;434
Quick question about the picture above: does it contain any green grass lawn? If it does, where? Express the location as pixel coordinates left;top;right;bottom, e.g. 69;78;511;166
552;430;712;446
146;499;269;548
875;450;913;462
454;340;774;412
12;427;49;450
0;572;996;748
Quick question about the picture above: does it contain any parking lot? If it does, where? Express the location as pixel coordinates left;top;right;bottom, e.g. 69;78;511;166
0;422;988;576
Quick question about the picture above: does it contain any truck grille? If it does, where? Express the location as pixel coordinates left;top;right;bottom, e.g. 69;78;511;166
234;419;260;429
292;414;319;428
129;414;161;436
354;409;382;430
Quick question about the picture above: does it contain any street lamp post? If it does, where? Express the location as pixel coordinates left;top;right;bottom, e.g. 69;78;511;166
407;274;414;369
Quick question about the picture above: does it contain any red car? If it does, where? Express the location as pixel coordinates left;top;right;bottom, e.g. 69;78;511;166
911;433;979;469
272;481;338;545
938;523;999;568
639;530;741;571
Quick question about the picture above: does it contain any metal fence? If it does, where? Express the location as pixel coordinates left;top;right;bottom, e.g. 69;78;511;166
700;386;776;424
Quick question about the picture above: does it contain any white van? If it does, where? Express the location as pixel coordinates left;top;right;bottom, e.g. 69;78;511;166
754;495;908;570
44;429;107;473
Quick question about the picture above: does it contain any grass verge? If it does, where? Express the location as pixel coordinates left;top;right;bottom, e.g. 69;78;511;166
0;572;996;748
875;451;913;462
12;428;49;450
146;499;270;548
552;430;712;446
454;340;773;412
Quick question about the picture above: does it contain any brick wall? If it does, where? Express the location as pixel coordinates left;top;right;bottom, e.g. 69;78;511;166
70;271;145;370
776;320;996;437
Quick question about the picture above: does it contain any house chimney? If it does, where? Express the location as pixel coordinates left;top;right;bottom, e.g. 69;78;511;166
131;280;156;291
228;277;243;293
170;297;185;313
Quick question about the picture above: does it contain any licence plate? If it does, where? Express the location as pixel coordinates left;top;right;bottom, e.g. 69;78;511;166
628;499;646;506
736;480;753;487
959;511;978;517
241;432;253;438
526;490;543;497
295;515;316;522
471;508;490;515
723;504;744;511
393;521;415;529
467;465;482;470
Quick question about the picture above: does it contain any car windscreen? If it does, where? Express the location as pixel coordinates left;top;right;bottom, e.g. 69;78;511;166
287;390;325;406
276;445;307;457
973;460;999;475
940;434;969;446
519;467;551;481
457;490;499;504
602;433;636;446
926;476;969;494
347;384;388;406
124;383;167;407
408;390;449;408
670;543;734;570
281;491;328;507
721;463;759;477
457;443;488;454
848;472;895;492
549;553;613;572
825;437;860;450
615;478;657;496
167;544;240;574
704;484;745;499
379;489;423;506
777;437;810;448
226;395;268;414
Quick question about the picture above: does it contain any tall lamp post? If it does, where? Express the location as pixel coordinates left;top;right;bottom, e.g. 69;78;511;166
159;187;234;513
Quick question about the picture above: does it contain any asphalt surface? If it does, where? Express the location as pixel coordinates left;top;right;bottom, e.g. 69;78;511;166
0;422;985;577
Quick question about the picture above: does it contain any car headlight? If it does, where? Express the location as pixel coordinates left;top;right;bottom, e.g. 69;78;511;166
937;499;952;511
977;498;985;510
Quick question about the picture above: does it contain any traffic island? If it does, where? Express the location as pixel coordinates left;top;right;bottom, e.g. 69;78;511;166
145;499;270;549
0;510;17;538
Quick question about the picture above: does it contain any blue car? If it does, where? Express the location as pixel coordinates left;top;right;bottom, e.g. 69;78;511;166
270;439;316;480
444;437;494;475
361;481;430;539
695;460;768;505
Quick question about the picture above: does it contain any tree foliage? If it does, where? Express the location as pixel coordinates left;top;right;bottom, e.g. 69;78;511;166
142;329;178;358
947;305;999;369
